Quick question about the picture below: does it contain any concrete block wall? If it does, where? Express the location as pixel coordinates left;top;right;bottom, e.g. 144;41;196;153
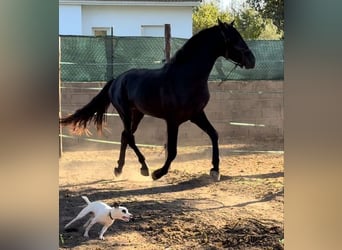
60;80;283;149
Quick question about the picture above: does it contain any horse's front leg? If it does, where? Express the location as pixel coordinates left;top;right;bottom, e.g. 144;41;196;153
190;111;220;181
152;122;178;180
124;130;150;177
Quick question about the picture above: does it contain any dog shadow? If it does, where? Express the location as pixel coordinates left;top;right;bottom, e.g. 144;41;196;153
59;174;228;247
59;197;208;248
60;193;284;248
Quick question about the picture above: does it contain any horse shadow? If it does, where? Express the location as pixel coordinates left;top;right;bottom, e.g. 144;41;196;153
60;191;283;249
59;171;283;248
60;173;231;201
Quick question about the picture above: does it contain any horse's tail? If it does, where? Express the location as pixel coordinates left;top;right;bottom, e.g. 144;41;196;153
60;79;113;135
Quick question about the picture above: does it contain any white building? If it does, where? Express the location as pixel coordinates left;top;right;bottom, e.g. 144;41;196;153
59;0;201;38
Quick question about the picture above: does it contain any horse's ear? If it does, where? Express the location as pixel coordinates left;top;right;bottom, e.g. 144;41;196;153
113;202;119;208
218;18;224;27
230;20;235;26
218;18;228;41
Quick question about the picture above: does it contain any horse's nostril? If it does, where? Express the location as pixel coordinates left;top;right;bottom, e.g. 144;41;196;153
246;53;256;69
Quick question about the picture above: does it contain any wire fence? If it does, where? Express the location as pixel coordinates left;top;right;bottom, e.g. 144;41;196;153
60;35;283;82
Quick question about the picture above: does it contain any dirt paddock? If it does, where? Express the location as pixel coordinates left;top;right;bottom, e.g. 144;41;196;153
59;141;284;249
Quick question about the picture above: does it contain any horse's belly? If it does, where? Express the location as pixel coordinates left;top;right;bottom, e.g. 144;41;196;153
133;84;210;122
134;100;166;119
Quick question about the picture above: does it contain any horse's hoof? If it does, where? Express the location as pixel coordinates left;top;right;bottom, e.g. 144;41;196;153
140;167;149;176
210;169;220;182
152;169;164;180
114;168;122;177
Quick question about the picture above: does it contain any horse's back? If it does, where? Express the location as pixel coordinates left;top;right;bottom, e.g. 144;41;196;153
109;68;167;117
108;66;210;122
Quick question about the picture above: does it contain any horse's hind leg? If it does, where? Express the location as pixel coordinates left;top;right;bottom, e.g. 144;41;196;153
190;111;220;181
115;111;149;177
152;122;178;180
114;131;128;177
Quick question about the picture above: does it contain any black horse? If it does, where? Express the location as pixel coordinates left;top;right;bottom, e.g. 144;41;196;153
60;19;255;181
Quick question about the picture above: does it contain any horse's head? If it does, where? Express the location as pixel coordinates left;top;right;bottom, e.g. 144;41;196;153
218;19;255;69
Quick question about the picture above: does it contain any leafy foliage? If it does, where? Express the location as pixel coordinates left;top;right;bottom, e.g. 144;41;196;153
247;0;284;35
234;8;264;39
192;2;280;40
258;19;283;39
192;2;233;34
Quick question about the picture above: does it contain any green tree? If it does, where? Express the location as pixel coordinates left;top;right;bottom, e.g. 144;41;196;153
258;19;283;39
247;0;284;35
192;1;281;40
192;2;233;34
234;8;264;39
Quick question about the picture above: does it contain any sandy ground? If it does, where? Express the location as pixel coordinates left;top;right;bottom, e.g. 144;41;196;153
59;142;284;249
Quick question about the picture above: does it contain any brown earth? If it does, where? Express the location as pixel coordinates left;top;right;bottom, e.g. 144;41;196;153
59;142;284;249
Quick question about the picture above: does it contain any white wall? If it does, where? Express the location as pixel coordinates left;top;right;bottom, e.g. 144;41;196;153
59;5;82;35
81;5;193;38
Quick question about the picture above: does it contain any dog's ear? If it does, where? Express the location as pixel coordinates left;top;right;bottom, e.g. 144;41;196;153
113;202;120;208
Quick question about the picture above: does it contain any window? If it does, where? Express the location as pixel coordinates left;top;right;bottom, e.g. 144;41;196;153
141;25;164;37
92;27;111;37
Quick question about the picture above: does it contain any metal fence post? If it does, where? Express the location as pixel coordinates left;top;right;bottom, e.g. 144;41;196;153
59;36;63;157
164;24;171;62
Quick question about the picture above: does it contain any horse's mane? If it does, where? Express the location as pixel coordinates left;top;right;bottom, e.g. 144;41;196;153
169;25;221;64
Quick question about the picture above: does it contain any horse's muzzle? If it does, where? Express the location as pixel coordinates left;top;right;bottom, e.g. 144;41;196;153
243;51;256;69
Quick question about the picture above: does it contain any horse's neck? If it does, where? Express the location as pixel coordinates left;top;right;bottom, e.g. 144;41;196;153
198;51;220;72
169;30;223;81
181;49;220;81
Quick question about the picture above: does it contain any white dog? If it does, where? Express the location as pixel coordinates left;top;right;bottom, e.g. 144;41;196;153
64;196;133;240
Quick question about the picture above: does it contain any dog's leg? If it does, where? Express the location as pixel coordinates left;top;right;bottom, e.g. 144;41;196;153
83;216;93;228
65;206;90;229
83;219;96;238
98;225;110;240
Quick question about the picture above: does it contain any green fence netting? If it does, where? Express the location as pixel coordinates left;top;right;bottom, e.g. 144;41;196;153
60;35;283;82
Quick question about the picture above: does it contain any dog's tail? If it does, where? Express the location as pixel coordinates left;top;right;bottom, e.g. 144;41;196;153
81;196;91;205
